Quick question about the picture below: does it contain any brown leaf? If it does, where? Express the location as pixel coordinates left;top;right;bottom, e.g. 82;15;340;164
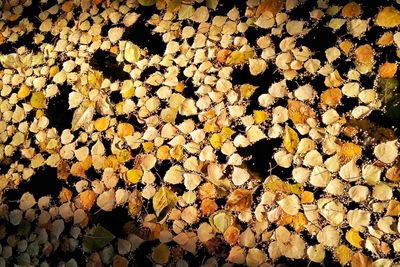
256;0;283;17
341;2;361;18
351;252;372;267
75;190;97;211
59;187;73;203
354;44;374;65
226;189;252;212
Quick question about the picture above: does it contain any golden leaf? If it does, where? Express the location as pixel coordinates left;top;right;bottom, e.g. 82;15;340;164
210;133;222;149
321;88;342;108
264;177;303;195
240;84;258;99
291;213;308;232
126;169;142;184
339;142;362;162
386;199;400;216
376;6;400;28
283;125;299;154
341;2;361;18
226;51;254;65
339;40;353;56
226;189;252;212
94;117;110;132
220;127;235;142
75;190;97;211
49;65;59;77
153;186;177;220
253;110;268;124
256;0;283;17
117;123;134;137
288;100;314;124
335;245;352;266
378;62;397;78
157;145;171;160
301;191;314;204
354;44;374;65
345;228;364;249
17;84;30;99
59;187;73;203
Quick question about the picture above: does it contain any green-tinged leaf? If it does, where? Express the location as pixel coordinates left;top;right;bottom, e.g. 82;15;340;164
152;244;170;264
138;0;157;6
209;211;233;233
206;0;219;10
128;189;142;217
153;186;177;221
124;41;141;63
83;226;115;252
226;51;254;65
178;4;194;20
377;77;398;104
264;177;303;195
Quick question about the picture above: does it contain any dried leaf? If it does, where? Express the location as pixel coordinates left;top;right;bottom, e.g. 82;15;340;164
283;125;299;154
153;186;177;220
345;228;364;248
226;189;252;212
376;6;400;28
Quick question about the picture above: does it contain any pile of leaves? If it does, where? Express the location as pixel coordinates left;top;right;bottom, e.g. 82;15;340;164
0;0;400;266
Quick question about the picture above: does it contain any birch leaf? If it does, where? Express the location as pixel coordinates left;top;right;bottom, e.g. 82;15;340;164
345;228;364;248
83;226;115;252
226;51;254;65
206;0;219;10
153;186;177;220
138;0;157;6
335;245;352;266
283;125;299;154
376;7;400;28
124;41;140;63
71;102;95;131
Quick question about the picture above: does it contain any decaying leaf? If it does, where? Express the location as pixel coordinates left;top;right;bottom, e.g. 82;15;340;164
153;186;177;220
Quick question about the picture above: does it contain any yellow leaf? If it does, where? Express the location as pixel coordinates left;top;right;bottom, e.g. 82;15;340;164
157;145;171;160
210;133;222;149
152;244;170;264
345;228;364;249
17;84;30;99
153;186;177;220
49;65;59;77
59;187;73;203
88;70;103;89
264;177;303;195
376;6;400;28
120;86;135;99
94;117;110;132
116;149;132;163
301;191;314;203
30;92;46;109
75;190;96;210
240;84;258;99
291;213;308;232
386;200;400;216
339;142;362;162
351;252;372;267
226;51;254;65
335;245;352;266
220;127;235;142
175;82;185;92
253;110;268;124
142;142;154;153
339;40;353;56
283;125;299;154
117;123;134;137
170;145;183;161
139;0;157;6
126;169;142;184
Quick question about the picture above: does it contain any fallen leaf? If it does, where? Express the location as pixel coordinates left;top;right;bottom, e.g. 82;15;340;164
83;226;115;252
283;125;299;154
226;189;252;212
153;186;177;220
